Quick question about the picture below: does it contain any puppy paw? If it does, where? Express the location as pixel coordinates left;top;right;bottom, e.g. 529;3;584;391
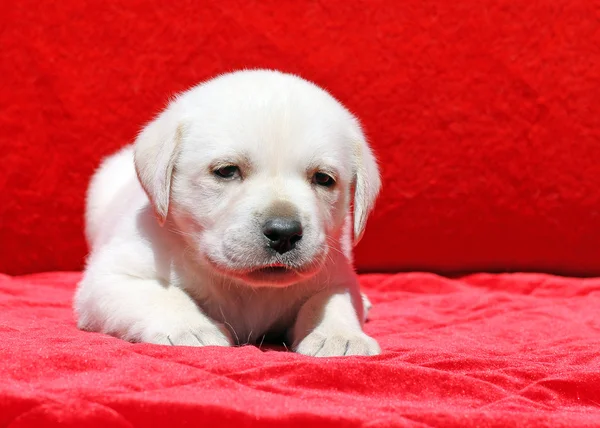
141;320;233;347
294;330;381;357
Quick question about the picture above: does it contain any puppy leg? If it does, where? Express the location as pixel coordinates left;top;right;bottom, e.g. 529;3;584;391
74;272;232;347
291;288;380;357
361;292;372;322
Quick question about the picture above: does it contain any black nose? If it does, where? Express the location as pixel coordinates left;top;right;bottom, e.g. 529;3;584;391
262;218;303;254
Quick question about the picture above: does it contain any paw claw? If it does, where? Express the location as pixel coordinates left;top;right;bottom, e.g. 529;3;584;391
144;322;233;347
295;331;380;357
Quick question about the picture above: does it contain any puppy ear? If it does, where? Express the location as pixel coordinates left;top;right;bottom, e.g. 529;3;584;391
133;111;183;226
352;132;381;245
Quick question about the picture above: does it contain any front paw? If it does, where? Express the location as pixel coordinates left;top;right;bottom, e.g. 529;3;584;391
141;320;233;347
294;330;381;357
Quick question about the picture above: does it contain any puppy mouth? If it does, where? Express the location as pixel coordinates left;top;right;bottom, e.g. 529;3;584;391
243;264;300;285
254;265;290;274
204;244;328;287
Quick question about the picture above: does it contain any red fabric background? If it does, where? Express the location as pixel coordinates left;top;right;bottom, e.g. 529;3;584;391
2;272;600;427
2;2;600;425
1;0;600;276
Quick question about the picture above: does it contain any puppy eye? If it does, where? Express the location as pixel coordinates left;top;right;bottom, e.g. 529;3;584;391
312;172;335;187
214;165;241;180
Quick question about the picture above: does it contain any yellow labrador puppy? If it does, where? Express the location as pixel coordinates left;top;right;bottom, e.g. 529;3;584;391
74;70;381;357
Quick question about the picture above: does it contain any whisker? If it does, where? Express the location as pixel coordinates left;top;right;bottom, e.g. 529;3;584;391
219;305;240;346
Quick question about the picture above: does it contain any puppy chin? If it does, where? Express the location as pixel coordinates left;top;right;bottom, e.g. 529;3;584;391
204;255;325;288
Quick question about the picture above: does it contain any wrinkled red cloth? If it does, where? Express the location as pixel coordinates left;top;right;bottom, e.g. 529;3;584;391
2;0;600;276
2;0;600;426
2;272;599;427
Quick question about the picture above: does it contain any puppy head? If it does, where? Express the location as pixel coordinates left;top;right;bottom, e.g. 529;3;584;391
134;70;380;287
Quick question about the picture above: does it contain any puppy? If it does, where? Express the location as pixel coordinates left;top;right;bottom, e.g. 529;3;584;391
74;69;381;357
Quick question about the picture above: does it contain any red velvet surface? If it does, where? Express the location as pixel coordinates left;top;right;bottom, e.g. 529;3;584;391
3;2;600;425
2;0;600;275
2;272;600;427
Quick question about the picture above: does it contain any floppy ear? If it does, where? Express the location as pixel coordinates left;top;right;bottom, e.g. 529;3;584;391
352;133;381;245
133;111;184;226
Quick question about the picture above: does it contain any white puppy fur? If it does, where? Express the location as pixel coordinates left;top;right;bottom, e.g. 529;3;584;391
74;69;381;357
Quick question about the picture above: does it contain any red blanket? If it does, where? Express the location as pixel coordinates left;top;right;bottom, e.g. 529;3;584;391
2;272;599;427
